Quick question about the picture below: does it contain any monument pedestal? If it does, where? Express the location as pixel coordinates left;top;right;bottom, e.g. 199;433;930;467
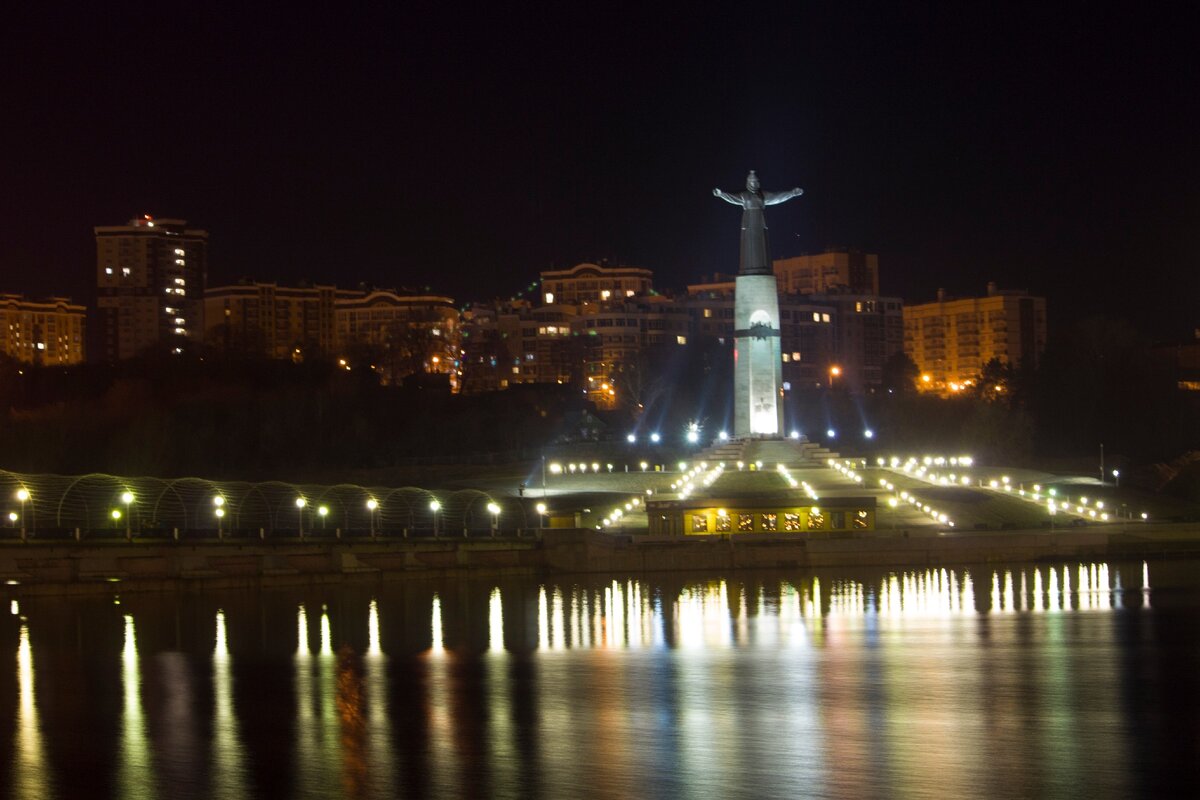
699;435;838;466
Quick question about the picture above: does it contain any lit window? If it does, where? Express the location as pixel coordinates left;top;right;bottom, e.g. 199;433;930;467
822;313;830;323
792;351;801;360
174;248;185;256
676;335;687;345
738;514;754;532
544;292;555;304
853;510;869;529
808;511;826;530
761;513;777;532
715;514;731;532
783;513;801;531
512;366;520;374
704;308;712;318
782;354;790;362
625;290;634;297
855;302;863;312
601;290;611;300
691;515;708;533
812;312;820;322
121;267;131;277
105;267;113;275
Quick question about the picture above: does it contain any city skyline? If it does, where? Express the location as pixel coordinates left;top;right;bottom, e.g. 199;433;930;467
2;5;1197;337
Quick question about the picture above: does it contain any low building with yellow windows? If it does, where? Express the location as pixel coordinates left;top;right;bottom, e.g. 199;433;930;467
646;492;876;536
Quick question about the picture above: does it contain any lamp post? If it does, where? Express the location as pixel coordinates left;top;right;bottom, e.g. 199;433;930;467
487;502;501;536
1112;469;1120;488
430;499;441;537
318;505;329;530
111;508;123;538
829;365;841;390
120;491;134;539
213;496;225;538
295;497;307;538
16;488;30;539
367;498;378;536
536;502;547;529
888;496;898;530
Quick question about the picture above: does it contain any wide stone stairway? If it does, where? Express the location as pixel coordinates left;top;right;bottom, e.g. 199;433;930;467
696;436;838;466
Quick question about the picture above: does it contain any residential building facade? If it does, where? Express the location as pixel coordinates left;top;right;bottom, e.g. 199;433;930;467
95;215;208;360
904;283;1047;389
0;294;86;365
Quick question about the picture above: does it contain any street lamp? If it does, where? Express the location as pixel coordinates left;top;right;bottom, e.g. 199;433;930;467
829;365;841;389
215;506;226;536
487;502;501;535
888;496;898;529
318;505;329;529
430;499;441;536
16;487;30;538
295;497;306;537
120;491;134;538
1112;469;1120;487
536;502;547;529
367;498;378;536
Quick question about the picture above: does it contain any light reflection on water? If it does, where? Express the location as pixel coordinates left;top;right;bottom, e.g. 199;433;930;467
5;559;1200;799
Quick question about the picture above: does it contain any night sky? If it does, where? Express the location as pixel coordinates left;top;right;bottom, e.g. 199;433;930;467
2;4;1197;337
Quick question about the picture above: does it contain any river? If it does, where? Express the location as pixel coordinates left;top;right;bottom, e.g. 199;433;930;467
3;559;1199;799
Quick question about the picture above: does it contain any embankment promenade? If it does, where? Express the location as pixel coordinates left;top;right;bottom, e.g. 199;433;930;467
2;524;1199;595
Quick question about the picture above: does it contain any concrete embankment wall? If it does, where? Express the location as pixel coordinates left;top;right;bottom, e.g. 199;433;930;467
2;525;1199;594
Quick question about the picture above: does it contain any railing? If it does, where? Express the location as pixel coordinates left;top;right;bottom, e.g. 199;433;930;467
0;468;533;541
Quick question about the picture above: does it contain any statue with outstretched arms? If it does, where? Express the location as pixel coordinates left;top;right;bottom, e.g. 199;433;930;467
713;170;803;275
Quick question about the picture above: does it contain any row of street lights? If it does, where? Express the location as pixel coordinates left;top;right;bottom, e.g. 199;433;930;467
10;486;542;538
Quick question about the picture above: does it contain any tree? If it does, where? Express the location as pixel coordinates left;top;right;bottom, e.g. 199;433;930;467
881;351;920;393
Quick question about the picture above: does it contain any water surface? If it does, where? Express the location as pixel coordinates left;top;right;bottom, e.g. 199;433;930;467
3;560;1199;799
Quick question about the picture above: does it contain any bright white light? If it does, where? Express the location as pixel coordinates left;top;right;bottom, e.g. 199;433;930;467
864;429;874;439
16;489;29;502
650;433;661;443
213;495;225;506
627;433;636;443
536;503;547;515
121;491;134;504
430;500;441;512
790;430;800;440
366;498;378;511
826;429;836;438
215;508;225;518
718;430;728;441
295;497;306;508
686;430;699;443
487;502;501;515
318;505;328;517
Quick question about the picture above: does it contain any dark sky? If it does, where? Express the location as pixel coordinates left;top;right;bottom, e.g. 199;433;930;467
2;4;1197;337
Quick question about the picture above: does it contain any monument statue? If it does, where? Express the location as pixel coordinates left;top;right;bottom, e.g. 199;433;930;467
713;171;803;276
713;171;803;438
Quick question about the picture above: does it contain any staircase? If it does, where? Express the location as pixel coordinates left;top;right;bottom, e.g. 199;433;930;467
696;436;838;466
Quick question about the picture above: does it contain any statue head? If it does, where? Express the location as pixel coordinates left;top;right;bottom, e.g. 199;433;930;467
746;170;760;192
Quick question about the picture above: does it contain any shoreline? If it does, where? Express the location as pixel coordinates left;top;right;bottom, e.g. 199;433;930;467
2;524;1198;596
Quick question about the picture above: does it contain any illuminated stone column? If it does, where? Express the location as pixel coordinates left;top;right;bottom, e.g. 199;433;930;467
733;274;784;437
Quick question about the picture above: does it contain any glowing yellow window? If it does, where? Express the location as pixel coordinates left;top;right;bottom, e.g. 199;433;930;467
761;513;777;532
783;513;801;531
691;515;708;533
